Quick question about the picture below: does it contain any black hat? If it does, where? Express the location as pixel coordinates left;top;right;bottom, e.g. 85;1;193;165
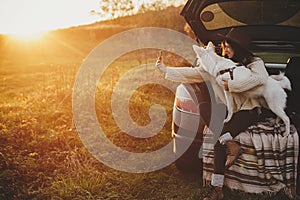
217;28;250;49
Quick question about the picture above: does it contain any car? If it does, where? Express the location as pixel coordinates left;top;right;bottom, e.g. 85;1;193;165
172;0;300;176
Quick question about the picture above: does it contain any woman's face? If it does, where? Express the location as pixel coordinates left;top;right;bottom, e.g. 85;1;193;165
222;41;235;59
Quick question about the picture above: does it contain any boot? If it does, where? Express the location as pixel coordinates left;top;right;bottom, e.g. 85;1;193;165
225;140;243;168
203;186;224;200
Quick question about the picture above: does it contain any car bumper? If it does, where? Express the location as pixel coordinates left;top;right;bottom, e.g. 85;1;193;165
172;107;204;173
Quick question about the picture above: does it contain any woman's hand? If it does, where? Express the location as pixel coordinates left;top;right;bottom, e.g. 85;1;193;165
221;78;229;91
155;51;166;73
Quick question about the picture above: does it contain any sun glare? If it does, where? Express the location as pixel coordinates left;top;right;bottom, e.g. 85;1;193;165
9;30;46;41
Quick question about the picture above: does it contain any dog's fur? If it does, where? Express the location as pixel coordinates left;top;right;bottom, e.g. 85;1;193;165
193;42;292;136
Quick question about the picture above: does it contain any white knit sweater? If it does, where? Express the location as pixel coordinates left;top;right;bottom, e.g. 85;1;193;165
228;58;268;93
161;57;269;112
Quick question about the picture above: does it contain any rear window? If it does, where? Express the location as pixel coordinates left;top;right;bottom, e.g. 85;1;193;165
200;0;300;30
254;52;299;64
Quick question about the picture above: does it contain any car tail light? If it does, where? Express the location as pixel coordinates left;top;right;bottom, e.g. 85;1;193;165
175;96;199;114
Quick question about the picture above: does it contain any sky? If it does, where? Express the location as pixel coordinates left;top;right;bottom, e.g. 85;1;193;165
0;0;185;36
0;0;101;35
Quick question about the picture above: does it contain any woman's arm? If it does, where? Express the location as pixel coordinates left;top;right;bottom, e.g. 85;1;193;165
227;58;268;93
156;56;205;83
164;67;205;83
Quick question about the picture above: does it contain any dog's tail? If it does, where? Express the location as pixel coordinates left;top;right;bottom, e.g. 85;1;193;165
270;72;292;91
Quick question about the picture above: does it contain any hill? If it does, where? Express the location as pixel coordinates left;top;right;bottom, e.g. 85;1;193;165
59;5;186;39
0;6;187;66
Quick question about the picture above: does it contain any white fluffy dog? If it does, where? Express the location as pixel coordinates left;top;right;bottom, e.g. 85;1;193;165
193;41;292;136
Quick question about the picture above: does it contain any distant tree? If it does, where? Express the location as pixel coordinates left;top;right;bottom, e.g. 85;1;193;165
91;0;135;19
91;0;171;20
139;1;168;13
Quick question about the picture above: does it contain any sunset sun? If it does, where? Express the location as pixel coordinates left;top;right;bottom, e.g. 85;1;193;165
9;29;46;41
0;0;102;39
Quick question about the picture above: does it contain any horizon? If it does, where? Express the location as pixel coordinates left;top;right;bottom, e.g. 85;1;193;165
0;0;186;38
0;0;103;36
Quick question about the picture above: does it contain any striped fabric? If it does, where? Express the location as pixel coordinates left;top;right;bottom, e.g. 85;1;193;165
202;118;299;196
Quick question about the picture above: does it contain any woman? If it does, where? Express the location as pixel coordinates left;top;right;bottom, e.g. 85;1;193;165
156;28;270;200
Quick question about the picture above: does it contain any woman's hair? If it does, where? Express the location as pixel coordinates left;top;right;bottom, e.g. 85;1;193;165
222;39;255;66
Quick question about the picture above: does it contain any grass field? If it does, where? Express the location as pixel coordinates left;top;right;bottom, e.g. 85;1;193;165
0;46;205;200
0;43;293;200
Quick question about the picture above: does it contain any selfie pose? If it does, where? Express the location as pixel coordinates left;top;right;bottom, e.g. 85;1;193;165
156;28;279;200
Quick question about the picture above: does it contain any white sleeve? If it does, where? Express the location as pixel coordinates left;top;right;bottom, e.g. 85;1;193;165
165;67;205;83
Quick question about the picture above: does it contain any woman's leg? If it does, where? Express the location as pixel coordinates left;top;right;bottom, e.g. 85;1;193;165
206;107;260;200
214;108;259;172
221;107;259;139
199;103;259;139
200;104;259;174
203;107;259;200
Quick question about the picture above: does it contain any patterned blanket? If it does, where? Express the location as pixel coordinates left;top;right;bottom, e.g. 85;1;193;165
202;118;299;196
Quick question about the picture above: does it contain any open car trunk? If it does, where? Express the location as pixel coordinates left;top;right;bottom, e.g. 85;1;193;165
180;0;300;56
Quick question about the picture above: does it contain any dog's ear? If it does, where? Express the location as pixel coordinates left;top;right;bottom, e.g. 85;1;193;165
193;45;204;56
207;41;215;51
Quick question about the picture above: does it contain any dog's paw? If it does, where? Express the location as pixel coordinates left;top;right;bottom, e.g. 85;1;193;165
282;130;290;137
223;113;233;123
223;117;230;123
156;60;166;73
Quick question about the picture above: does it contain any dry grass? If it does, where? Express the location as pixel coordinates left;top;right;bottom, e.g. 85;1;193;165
0;38;292;200
0;49;203;200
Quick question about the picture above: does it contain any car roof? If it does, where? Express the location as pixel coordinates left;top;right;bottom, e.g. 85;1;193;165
180;0;300;53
